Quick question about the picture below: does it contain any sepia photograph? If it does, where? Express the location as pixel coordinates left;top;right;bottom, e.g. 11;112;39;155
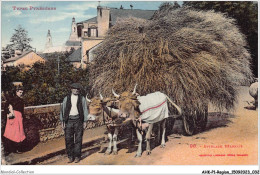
1;0;259;174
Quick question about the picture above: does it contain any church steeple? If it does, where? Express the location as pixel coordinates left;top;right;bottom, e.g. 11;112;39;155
45;29;53;50
69;17;78;41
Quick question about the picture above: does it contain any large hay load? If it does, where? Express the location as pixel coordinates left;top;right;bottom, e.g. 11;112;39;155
89;8;253;135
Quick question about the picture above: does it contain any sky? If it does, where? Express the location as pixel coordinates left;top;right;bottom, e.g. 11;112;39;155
1;1;175;52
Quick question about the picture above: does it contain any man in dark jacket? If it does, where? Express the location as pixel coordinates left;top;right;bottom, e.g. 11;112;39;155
60;83;88;163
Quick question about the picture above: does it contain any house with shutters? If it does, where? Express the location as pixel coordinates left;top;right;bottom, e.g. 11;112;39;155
66;5;155;68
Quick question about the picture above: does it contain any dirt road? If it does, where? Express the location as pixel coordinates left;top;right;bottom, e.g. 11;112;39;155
39;86;258;165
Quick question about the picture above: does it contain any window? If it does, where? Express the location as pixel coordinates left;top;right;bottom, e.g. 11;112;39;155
88;26;98;37
90;28;96;37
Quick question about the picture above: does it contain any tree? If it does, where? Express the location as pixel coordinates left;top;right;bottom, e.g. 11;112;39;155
8;25;32;52
2;54;90;106
152;1;181;19
159;1;180;11
183;1;258;77
1;47;12;59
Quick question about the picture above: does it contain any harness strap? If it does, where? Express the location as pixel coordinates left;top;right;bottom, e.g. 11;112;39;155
139;117;142;131
102;109;106;127
103;106;115;127
109;107;114;127
135;117;142;133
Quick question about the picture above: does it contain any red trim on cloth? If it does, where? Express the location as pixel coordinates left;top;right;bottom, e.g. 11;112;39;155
141;100;167;114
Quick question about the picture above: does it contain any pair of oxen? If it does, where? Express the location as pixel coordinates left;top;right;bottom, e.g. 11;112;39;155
86;85;182;157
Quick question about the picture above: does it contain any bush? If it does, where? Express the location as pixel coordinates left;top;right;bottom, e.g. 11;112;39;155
2;53;90;106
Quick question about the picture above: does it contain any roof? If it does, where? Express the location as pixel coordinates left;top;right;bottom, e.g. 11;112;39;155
65;41;81;47
77;17;97;24
88;42;103;62
79;8;156;26
66;48;81;62
110;8;156;25
3;50;35;63
42;45;67;54
37;53;48;60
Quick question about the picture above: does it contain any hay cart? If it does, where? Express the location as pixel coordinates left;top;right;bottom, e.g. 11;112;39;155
90;8;253;137
182;106;208;136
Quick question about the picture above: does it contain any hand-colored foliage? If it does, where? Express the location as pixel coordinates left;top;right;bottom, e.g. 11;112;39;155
2;53;90;106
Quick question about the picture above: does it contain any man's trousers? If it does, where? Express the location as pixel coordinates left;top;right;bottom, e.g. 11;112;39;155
65;118;83;159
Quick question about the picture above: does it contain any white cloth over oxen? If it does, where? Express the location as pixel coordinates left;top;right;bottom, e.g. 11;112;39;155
137;92;169;124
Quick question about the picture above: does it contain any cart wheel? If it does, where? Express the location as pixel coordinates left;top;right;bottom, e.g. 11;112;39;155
182;114;196;136
166;117;175;135
195;107;208;132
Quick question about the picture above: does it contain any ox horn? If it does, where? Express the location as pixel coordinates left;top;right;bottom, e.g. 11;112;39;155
86;95;92;103
99;93;104;100
112;88;120;98
132;83;138;95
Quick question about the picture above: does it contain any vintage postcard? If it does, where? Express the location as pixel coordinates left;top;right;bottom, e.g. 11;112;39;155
1;1;259;174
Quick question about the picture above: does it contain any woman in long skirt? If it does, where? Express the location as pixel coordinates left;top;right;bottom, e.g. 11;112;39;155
3;86;26;153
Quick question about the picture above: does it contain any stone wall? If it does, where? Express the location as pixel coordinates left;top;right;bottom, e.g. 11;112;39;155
22;103;104;142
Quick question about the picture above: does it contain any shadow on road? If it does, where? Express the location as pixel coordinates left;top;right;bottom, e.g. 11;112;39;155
96;112;236;155
81;146;100;160
171;112;235;136
205;112;235;132
72;112;237;162
11;112;237;165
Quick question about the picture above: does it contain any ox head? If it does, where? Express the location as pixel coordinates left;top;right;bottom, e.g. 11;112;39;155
112;84;138;99
86;94;121;125
112;84;141;120
86;95;104;121
118;97;141;120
